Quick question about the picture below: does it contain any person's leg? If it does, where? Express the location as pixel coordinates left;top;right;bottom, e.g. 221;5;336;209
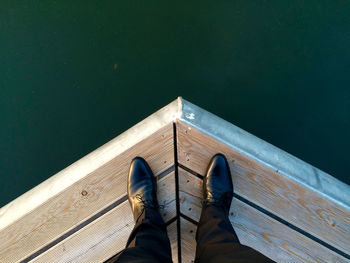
194;154;274;263
195;203;274;263
109;157;172;263
110;208;172;263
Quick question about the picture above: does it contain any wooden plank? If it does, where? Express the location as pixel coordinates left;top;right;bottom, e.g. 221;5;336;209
179;167;202;222
31;172;176;263
32;201;134;263
176;120;350;255
231;198;349;263
0;124;174;263
157;172;177;221
178;167;349;263
180;218;196;263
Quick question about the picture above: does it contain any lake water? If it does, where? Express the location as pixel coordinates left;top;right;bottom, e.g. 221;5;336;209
1;1;349;207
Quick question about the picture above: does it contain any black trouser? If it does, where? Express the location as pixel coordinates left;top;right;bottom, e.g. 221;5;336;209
110;204;274;263
108;208;173;263
195;204;274;263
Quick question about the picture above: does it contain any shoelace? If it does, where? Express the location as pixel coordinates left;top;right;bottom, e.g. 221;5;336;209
135;194;165;210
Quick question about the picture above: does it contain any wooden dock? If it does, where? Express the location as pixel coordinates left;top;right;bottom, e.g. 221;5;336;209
0;97;349;263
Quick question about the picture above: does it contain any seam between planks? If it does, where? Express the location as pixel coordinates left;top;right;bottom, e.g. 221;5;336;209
21;167;175;263
173;123;182;263
179;213;198;226
178;163;350;260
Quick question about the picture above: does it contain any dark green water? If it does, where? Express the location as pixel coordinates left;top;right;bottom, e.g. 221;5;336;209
1;1;349;207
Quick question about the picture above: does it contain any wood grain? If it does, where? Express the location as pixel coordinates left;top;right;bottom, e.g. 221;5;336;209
32;201;134;263
230;198;349;263
176;120;350;255
31;172;176;263
168;220;179;263
157;172;177;221
178;167;349;263
180;218;196;263
179;167;202;222
0;124;174;263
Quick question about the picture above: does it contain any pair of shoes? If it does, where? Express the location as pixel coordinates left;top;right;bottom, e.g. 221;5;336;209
128;154;233;221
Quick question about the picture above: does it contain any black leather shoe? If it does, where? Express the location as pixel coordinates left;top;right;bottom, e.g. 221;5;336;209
128;157;159;221
203;153;233;211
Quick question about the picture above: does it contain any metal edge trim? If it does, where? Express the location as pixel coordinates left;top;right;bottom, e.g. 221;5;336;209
0;98;181;230
179;98;350;210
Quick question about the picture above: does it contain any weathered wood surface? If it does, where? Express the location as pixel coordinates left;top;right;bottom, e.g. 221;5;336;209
180;218;196;263
230;198;349;263
1;97;349;263
157;172;177;221
178;167;349;263
179;168;202;222
176;120;350;255
32;201;134;263
32;172;176;263
168;220;179;263
0;124;174;263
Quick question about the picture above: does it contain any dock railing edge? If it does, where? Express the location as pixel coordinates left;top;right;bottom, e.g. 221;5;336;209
1;96;348;232
179;98;350;210
0;98;181;231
